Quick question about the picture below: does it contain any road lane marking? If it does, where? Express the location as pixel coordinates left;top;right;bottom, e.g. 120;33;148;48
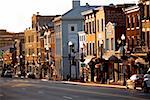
11;83;32;87
63;96;72;100
34;84;149;100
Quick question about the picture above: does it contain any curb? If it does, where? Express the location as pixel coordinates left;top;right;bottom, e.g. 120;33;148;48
61;81;127;89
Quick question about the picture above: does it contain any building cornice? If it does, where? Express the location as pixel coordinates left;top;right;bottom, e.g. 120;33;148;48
124;5;139;14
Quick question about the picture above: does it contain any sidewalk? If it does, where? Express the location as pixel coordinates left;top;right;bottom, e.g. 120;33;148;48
61;81;127;89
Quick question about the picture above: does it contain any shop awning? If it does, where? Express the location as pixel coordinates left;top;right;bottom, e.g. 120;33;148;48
108;55;121;62
84;56;95;65
131;53;147;57
135;57;147;65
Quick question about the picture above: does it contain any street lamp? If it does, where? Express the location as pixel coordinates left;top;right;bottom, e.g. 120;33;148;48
121;34;125;57
26;54;29;72
100;40;104;59
80;48;85;82
32;53;35;65
20;55;23;76
45;45;50;79
121;34;126;86
68;41;73;80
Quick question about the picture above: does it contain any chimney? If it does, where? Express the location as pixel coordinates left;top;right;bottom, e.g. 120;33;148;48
72;0;80;8
37;12;39;15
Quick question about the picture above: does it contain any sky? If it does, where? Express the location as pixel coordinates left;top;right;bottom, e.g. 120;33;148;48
0;0;138;32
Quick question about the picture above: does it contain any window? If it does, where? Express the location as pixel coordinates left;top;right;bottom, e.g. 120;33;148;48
98;40;100;48
101;19;104;32
31;35;34;42
86;23;88;34
28;36;30;43
147;5;149;17
86;43;88;55
127;16;130;28
106;39;109;50
144;5;147;18
90;43;92;55
142;32;145;43
93;43;95;55
131;16;134;28
147;32;149;48
89;22;92;34
92;21;95;33
68;24;77;33
37;35;39;42
71;26;75;31
136;15;139;27
111;38;114;50
97;20;99;32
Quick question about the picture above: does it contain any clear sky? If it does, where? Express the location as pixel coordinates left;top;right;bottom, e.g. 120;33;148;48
0;0;138;32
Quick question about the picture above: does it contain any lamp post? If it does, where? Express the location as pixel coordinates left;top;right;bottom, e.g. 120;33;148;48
80;48;85;82
121;34;126;86
100;40;104;59
68;41;73;80
20;55;23;76
121;34;125;57
38;52;42;79
45;45;50;79
32;53;35;73
26;54;29;72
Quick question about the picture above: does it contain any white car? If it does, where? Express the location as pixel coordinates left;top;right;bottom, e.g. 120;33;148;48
126;74;143;89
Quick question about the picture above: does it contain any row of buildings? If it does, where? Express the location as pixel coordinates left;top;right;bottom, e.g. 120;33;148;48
0;0;150;84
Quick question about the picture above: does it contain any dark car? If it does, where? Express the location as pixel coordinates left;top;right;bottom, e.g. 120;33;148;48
4;70;13;78
143;68;150;93
27;72;35;79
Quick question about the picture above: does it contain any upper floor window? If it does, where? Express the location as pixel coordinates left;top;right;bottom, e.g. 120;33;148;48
37;35;39;42
86;43;89;55
89;22;92;34
97;20;100;32
71;26;74;31
31;35;34;42
68;24;77;33
136;15;140;27
85;23;88;34
101;19;104;32
147;5;149;17
127;16;130;28
144;5;149;18
93;43;95;55
92;21;95;33
89;43;92;55
131;16;134;28
28;36;30;43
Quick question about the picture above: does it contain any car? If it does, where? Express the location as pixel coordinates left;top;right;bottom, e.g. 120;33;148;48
27;72;35;79
126;74;143;89
143;68;150;93
4;70;13;78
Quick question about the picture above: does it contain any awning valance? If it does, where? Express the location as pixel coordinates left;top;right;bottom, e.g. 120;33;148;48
84;56;95;65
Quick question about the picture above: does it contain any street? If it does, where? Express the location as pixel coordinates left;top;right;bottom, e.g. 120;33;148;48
0;78;150;100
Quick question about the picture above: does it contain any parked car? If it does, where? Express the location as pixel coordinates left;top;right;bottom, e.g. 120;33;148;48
126;74;143;89
4;70;13;78
27;72;35;79
143;68;150;93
